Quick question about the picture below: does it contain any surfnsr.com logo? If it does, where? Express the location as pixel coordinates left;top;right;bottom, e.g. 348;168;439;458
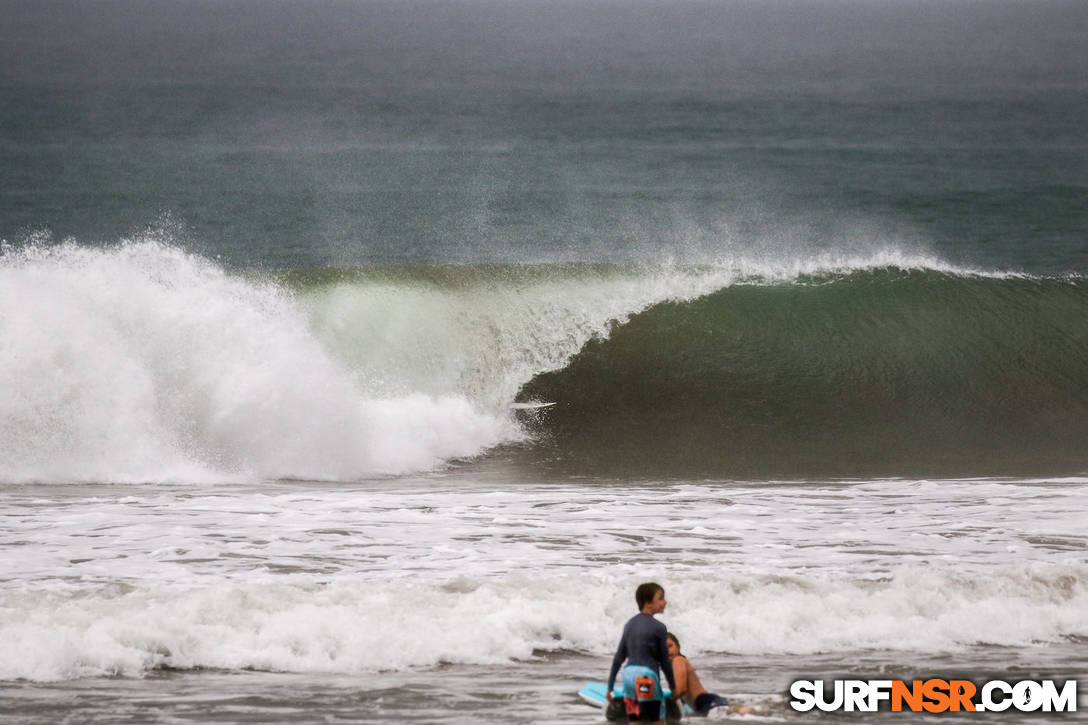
789;679;1078;713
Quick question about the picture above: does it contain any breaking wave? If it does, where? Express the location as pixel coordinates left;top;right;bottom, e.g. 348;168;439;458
518;268;1088;477
2;565;1085;680
3;235;1083;482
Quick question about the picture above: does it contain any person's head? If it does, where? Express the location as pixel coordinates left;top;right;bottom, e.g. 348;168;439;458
666;633;681;659
635;582;667;614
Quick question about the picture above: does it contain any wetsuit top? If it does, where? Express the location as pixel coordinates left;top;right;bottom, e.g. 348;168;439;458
607;613;676;694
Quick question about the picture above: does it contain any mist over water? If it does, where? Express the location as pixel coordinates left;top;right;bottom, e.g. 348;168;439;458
3;0;1088;270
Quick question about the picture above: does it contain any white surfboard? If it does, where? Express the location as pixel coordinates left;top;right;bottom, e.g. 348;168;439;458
510;401;556;410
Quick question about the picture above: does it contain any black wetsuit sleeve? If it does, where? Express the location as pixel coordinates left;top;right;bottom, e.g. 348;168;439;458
607;623;629;691
658;627;676;692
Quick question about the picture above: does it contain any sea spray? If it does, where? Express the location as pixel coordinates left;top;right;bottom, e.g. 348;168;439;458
0;241;509;482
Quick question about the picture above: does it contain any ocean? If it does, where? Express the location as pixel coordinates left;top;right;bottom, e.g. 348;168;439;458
2;0;1087;721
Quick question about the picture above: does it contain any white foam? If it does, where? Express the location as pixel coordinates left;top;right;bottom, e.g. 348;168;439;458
1;477;1085;681
0;240;511;482
2;564;1085;681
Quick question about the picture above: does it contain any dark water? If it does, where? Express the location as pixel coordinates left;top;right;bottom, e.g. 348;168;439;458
3;0;1088;271
518;268;1088;477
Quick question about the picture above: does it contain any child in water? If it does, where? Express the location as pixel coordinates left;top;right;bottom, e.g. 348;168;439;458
666;633;754;717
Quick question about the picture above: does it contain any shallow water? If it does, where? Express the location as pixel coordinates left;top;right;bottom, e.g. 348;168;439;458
2;473;1086;721
4;646;1084;723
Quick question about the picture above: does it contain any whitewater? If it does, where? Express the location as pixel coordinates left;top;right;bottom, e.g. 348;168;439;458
2;475;1086;720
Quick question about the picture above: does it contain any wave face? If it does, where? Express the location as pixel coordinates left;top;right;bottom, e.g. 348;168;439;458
518;268;1088;477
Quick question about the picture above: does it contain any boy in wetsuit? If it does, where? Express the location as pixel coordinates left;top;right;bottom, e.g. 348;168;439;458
606;582;677;724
